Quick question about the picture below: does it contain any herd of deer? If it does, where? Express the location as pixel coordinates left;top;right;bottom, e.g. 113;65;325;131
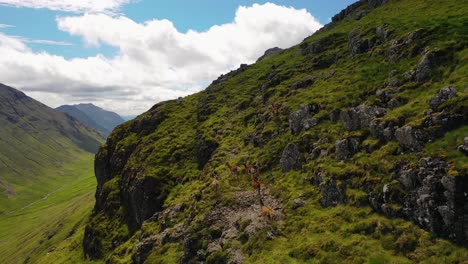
210;161;275;221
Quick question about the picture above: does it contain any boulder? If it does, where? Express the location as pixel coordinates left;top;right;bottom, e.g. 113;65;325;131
457;137;468;155
340;104;386;131
414;50;437;82
292;198;306;210
288;104;320;135
335;137;361;161
319;178;346;207
428;86;458;111
280;143;301;172
394;126;427;151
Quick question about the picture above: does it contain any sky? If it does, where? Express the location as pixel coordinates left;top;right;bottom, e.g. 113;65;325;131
0;0;356;115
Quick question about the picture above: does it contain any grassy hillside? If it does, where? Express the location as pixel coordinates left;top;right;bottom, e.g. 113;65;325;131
0;156;98;263
85;0;467;263
0;83;103;211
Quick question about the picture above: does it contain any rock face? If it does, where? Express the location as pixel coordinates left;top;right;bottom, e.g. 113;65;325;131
335;137;361;161
195;132;219;169
395;126;428;151
319;178;345;207
397;158;468;245
340;104;386;131
429;86;458;111
280;143;301;172
348;28;372;57
288;104;320;135
256;47;283;62
407;49;438;83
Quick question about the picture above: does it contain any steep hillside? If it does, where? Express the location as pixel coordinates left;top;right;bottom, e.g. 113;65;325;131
56;104;110;137
59;103;125;137
0;83;103;211
84;0;468;263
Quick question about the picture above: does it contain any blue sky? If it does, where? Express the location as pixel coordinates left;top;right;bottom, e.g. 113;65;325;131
0;0;355;59
0;0;357;115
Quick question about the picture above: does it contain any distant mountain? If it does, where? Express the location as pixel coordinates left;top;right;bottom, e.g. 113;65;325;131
56;103;125;137
0;83;103;210
121;115;137;121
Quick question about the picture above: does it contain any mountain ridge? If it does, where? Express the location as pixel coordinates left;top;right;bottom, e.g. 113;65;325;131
56;103;125;137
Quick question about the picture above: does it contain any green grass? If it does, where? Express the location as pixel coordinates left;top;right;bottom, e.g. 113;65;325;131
83;0;468;262
0;155;101;264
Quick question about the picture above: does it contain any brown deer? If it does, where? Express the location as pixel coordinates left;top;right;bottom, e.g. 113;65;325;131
211;171;220;193
259;196;275;221
271;103;281;116
212;179;220;193
225;162;241;175
244;164;256;175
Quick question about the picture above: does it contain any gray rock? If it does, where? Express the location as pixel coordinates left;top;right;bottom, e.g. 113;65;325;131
348;28;370;57
288;104;320;135
376;24;393;40
292;198;306;210
396;158;468;245
329;109;341;122
195;131;219;169
340;104;386;131
395;126;428;151
320;178;346;207
387;97;408;109
280;143;301;172
428;86;458;111
414;50;437;82
256;47;283;62
290;75;316;89
335;137;361;161
457;137;468;155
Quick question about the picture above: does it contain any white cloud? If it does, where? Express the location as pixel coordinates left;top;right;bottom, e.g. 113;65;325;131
0;0;130;13
9;35;73;46
0;23;13;29
0;3;322;115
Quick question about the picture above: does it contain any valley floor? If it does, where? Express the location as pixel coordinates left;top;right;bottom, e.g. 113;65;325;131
0;156;99;263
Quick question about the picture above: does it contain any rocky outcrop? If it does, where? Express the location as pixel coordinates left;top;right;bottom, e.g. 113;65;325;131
386;29;427;62
313;174;346;207
257;47;283;62
395;126;428;151
458;137;468;155
370;118;403;142
429;86;458;111
288;104;320;135
397;158;468;245
348;28;373;57
195;132;219;169
280;143;301;172
405;49;439;82
335;137;361;161
290;76;316;90
340;104;386;131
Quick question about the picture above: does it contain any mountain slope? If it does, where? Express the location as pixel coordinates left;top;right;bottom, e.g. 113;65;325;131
0;83;103;211
84;0;467;263
58;103;125;137
56;104;110;137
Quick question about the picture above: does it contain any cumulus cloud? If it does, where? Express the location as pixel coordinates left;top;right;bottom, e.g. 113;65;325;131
0;0;130;13
0;3;322;115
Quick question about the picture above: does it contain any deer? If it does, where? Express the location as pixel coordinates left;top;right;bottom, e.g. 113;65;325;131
211;171;220;193
244;164;257;175
259;195;275;221
225;162;241;175
271;103;281;116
